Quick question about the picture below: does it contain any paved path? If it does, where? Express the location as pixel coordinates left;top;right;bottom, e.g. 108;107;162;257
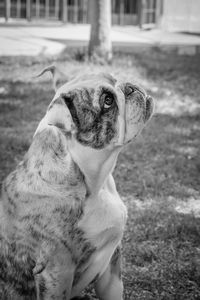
0;22;200;56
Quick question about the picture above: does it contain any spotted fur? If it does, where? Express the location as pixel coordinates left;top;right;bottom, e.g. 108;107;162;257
61;87;119;149
0;72;154;300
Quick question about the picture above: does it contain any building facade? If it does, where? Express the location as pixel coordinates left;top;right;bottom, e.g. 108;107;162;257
159;0;200;33
0;0;199;33
0;0;158;26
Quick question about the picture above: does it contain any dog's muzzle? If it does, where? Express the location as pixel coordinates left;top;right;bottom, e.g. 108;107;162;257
123;88;154;143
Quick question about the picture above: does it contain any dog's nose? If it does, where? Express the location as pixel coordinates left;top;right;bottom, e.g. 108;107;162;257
145;95;154;122
125;84;146;99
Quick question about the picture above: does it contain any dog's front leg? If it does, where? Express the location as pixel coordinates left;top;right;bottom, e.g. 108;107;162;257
34;244;75;300
94;246;123;300
35;269;74;300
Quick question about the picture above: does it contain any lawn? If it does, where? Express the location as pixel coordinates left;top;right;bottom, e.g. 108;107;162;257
0;47;200;300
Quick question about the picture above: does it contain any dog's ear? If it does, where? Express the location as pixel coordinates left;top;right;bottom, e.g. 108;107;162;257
35;65;68;92
34;92;76;137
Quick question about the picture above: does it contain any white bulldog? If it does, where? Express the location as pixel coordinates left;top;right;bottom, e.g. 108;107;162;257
0;70;154;300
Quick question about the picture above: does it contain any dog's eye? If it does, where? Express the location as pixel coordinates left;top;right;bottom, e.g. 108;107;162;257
126;86;135;96
102;93;114;109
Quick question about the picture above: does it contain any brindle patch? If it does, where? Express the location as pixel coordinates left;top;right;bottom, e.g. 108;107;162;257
38;275;46;300
51;202;96;287
62;88;119;149
2;180;17;216
90;273;99;285
34;159;44;169
110;246;122;279
72;240;96;287
0;235;36;299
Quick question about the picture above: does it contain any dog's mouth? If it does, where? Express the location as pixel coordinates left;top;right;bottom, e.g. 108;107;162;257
144;95;154;123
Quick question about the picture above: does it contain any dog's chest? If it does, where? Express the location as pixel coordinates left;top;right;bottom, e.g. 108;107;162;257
71;187;127;296
79;188;127;246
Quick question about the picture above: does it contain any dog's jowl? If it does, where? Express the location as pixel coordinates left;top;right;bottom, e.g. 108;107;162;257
0;72;154;300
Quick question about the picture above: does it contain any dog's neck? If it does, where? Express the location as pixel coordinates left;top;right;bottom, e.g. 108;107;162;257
67;139;121;196
26;127;120;197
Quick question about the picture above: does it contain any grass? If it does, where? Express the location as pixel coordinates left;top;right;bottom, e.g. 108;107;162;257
0;47;200;299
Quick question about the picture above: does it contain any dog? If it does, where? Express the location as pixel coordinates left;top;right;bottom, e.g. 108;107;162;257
0;69;154;300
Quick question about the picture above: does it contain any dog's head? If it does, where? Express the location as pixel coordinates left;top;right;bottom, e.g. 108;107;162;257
36;71;154;150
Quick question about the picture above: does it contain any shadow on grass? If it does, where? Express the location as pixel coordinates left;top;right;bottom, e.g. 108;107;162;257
115;113;200;200
124;208;200;300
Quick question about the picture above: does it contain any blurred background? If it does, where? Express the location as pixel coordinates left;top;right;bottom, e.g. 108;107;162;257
0;0;200;31
0;0;200;299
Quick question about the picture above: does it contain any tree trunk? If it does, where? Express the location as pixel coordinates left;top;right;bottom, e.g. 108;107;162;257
88;0;112;63
138;0;146;29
